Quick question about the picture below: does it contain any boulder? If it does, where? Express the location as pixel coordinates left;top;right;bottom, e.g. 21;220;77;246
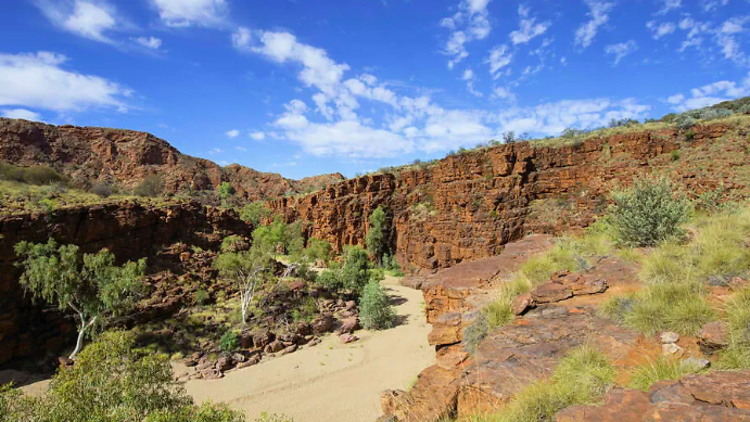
215;357;234;372
339;333;358;344
252;330;275;349
282;344;298;355
264;340;284;354
312;314;335;335
200;369;224;380
337;317;359;334
699;321;730;354
660;331;680;344
511;293;534;315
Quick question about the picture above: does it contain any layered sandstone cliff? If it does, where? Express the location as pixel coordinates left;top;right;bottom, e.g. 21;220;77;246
269;124;740;273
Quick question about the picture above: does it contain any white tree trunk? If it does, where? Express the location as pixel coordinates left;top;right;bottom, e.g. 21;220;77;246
69;316;96;360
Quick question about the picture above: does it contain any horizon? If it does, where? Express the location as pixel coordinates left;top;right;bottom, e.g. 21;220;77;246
0;0;748;179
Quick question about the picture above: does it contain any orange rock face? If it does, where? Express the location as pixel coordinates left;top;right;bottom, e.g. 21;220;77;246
269;124;741;273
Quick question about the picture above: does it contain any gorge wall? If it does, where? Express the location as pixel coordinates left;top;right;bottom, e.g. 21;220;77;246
269;124;739;273
0;201;253;366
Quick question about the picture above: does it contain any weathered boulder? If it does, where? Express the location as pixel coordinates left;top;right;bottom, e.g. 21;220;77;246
312;314;335;335
700;321;730;354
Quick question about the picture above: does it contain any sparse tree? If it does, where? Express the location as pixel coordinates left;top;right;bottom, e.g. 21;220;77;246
14;239;146;359
214;238;273;324
366;206;390;265
217;182;235;200
502;131;517;144
240;201;271;227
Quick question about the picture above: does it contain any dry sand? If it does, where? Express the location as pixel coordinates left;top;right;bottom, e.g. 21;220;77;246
181;275;434;422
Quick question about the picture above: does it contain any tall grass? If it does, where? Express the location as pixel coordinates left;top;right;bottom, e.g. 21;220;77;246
627;357;705;391
716;286;750;370
469;346;615;422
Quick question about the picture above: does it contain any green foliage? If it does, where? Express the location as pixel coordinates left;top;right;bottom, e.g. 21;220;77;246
670;150;681;162
240;201;271;227
627;357;705;391
0;162;66;185
292;296;318;323
194;289;210;305
304;238;333;264
366;206;391;264
607;176;692;247
316;246;377;296
252;219;305;260
217;182;235;200
219;331;239;353
716;286;750;370
91;182;113;198
622;280;714;335
134;174;165;197
14;239;146;358
473;346;615;422
0;332;245;422
359;279;396;330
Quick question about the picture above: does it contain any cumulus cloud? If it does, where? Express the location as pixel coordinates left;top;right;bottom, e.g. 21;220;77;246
0;52;130;112
716;17;750;66
35;0;118;43
232;27;252;50
575;0;615;50
249;131;265;140
440;0;493;68
1;108;42;121
225;129;240;138
605;40;638;65
150;0;227;27
665;73;750;111
509;5;550;45
646;21;676;39
132;36;162;49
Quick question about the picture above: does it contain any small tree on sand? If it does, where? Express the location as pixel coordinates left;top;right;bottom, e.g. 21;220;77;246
366;206;390;265
214;238;273;324
14;239;146;359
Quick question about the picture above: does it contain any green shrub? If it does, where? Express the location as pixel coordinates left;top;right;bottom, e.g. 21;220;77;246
304;238;332;264
0;162;65;185
366;206;391;265
134;174;165;197
674;114;696;130
292;296;318;323
0;332;245;422
91;182;113;198
463;313;489;354
359;280;396;330
194;289;210;305
217;182;234;200
628;357;705;391
219;331;239;353
608;176;691;247
254;413;293;422
670;150;681;161
623;280;714;335
240;201;271;227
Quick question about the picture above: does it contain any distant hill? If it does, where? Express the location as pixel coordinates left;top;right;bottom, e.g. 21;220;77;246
0;118;344;201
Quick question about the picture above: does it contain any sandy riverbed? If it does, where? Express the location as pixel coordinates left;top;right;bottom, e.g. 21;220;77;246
180;275;434;422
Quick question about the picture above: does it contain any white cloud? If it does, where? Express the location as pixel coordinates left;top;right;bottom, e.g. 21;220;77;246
493;86;515;101
487;44;512;77
35;0;117;43
665;73;750;111
657;0;682;15
250;131;266;140
701;0;729;12
509;5;550;45
575;0;615;50
235;146;247;151
0;52;130;112
646;21;676;39
151;0;227;27
716;17;749;66
232;27;252;50
605;40;638;65
132;36;162;49
1;108;42;121
225;129;240;138
677;17;709;52
461;69;482;97
440;0;493;68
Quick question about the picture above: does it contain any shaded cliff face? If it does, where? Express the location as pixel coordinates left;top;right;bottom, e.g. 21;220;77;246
0;201;253;366
0;118;344;201
269;124;743;273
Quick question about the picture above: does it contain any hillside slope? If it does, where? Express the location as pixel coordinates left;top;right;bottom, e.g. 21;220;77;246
0;118;344;201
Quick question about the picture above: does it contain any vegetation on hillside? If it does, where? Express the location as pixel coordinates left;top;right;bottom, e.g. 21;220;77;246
14;239;146;358
0;332;245;422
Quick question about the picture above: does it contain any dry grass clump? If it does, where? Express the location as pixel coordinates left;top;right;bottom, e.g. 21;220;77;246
467;346;615;422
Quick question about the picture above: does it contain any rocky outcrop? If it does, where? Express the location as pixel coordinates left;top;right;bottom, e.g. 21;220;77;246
270;124;741;273
0;118;344;200
556;371;750;422
0;200;253;367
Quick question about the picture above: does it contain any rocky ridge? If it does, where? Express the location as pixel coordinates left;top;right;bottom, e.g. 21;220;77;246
0;118;344;201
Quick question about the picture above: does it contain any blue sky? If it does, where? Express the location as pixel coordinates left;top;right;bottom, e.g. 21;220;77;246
0;0;748;179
